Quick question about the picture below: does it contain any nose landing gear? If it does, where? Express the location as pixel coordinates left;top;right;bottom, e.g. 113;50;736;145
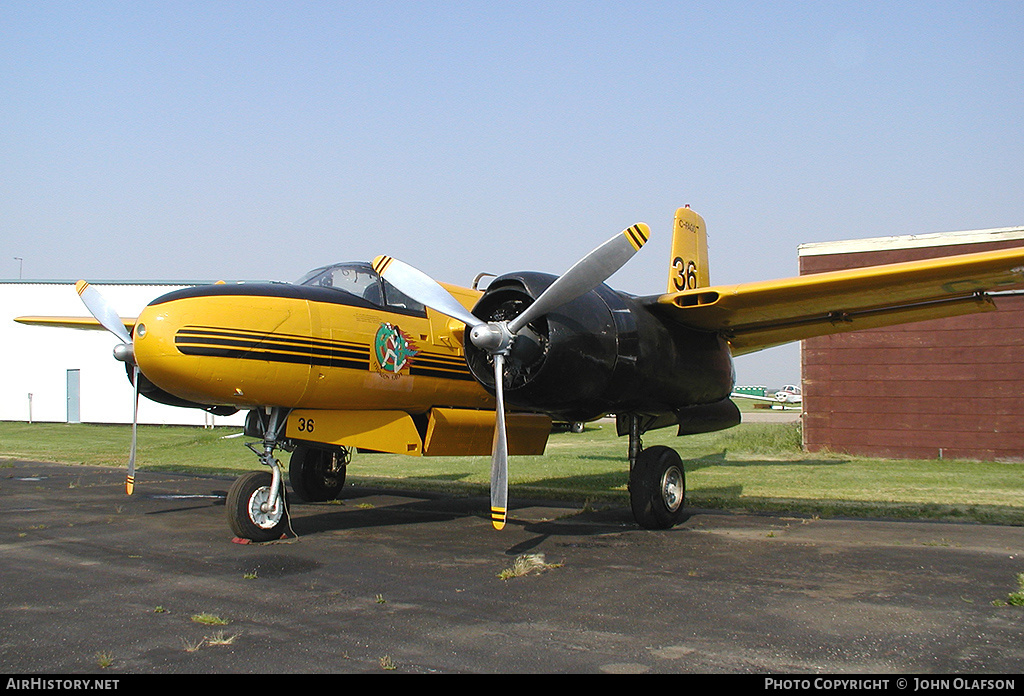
227;407;292;542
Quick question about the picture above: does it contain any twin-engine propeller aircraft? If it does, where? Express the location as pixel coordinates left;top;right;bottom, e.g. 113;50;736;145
18;207;1024;541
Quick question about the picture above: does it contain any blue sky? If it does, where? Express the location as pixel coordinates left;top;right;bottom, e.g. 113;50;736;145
2;1;1022;384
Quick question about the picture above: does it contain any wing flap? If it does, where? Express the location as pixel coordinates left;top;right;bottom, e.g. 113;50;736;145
645;245;1024;355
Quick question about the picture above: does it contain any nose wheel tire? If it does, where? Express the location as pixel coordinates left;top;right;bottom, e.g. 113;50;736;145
227;471;289;542
629;445;687;530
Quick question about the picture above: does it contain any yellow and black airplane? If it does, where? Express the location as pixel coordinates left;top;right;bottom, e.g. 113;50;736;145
17;207;1024;540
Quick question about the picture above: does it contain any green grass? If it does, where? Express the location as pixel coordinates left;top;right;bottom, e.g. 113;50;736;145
190;612;229;626
2;419;1023;525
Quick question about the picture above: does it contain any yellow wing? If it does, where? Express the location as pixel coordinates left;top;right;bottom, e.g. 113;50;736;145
645;246;1024;356
14;316;137;332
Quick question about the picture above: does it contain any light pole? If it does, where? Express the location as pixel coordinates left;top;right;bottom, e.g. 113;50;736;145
14;257;23;279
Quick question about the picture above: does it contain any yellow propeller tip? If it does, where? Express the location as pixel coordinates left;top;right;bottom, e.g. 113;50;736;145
75;280;89;295
624;224;650;251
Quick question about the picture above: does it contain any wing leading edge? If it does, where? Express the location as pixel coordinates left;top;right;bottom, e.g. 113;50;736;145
644;246;1024;356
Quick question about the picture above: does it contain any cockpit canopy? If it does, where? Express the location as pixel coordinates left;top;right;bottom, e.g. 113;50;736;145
297;262;426;315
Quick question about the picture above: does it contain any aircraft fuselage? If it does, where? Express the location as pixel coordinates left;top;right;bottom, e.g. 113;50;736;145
131;265;737;428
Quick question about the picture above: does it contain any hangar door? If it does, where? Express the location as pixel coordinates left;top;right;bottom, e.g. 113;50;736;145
66;369;80;424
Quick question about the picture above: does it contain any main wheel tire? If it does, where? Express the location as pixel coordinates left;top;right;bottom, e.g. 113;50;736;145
288;446;348;502
629;445;687;530
226;471;289;542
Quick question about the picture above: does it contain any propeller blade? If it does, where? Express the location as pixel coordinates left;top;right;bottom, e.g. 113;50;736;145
376;223;649;532
373;255;485;330
75;280;133;345
489;353;508;530
76;281;139;494
507;223;649;335
126;364;140;495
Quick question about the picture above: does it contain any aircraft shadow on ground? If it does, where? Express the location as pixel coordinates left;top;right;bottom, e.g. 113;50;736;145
138;452;848;547
682;451;850;470
277;482;654;549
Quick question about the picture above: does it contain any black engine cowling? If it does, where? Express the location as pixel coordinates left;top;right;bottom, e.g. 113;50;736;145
465;272;735;424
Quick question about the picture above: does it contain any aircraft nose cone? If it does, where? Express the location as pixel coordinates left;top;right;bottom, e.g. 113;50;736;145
130;303;179;388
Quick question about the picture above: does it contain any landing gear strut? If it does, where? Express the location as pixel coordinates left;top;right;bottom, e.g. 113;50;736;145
227;407;291;542
626;414;687;530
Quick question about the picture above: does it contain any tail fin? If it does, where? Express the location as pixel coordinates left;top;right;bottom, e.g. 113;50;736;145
667;206;710;292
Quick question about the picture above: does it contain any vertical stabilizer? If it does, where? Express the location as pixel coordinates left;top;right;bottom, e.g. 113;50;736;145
667;206;710;292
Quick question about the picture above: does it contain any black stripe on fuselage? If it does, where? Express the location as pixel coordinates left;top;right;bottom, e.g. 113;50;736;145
176;327;369;371
174;326;475;379
176;326;365;362
404;349;475;380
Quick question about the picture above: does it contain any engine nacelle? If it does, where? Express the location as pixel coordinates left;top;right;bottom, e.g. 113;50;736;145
465;272;735;424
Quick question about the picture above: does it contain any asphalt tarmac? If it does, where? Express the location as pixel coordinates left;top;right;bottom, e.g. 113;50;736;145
2;460;1024;675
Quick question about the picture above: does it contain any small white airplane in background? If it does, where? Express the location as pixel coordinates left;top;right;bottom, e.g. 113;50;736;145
731;384;802;405
774;385;802;403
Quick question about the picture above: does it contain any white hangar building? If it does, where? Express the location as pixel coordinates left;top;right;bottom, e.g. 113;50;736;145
1;280;246;427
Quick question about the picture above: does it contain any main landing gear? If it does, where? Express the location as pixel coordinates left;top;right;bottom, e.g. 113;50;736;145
626;415;687;530
288;445;349;502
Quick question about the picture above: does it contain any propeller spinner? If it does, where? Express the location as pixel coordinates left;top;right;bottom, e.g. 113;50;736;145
373;223;650;529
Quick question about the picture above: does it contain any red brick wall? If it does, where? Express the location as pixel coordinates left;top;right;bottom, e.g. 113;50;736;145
800;239;1024;461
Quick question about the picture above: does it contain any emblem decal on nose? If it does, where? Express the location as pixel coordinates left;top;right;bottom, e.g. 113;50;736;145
373;323;419;375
